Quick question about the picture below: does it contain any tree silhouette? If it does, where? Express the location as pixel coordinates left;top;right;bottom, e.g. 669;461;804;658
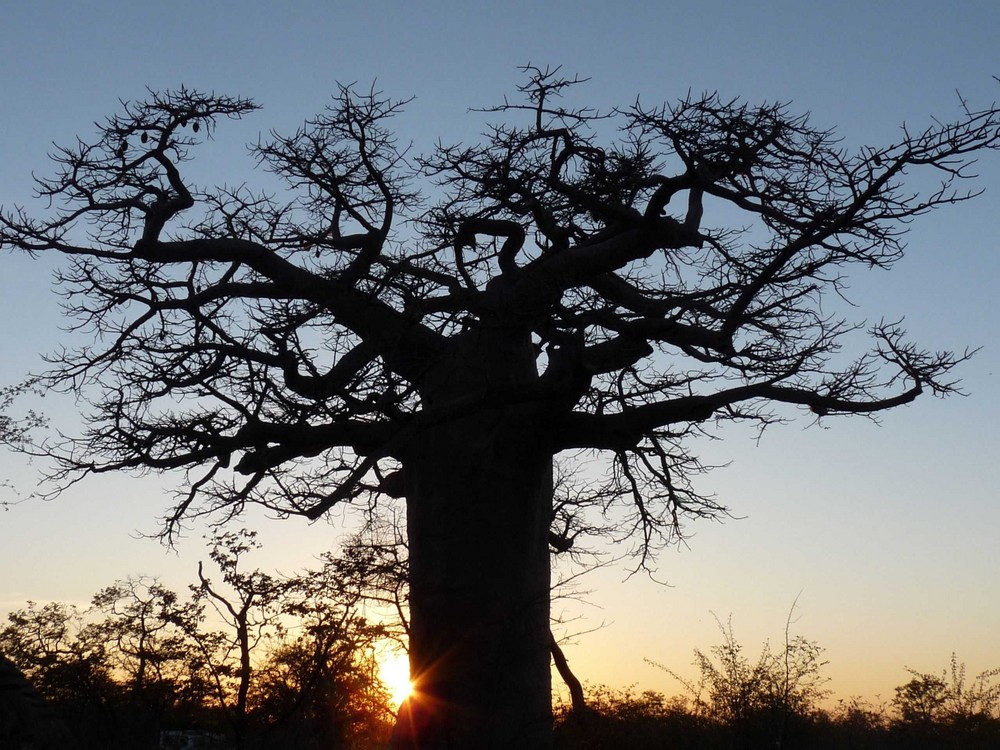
183;530;289;748
649;610;829;749
0;652;80;750
0;542;398;749
90;577;189;703
893;655;1000;746
0;602;110;707
0;601;113;747
3;67;999;747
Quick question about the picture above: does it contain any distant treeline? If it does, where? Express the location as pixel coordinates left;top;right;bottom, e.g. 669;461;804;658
3;536;998;750
554;680;1000;750
555;615;1000;750
0;529;403;750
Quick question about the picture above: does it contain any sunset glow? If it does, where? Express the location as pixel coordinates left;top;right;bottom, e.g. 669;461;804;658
380;651;413;708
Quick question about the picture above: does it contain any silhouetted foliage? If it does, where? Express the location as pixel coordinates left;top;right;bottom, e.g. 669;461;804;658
87;576;211;746
890;655;1000;748
253;635;394;749
0;383;43;450
4;66;1000;745
0;601;119;747
649;609;829;749
554;685;712;749
184;529;289;748
0;652;80;750
553;639;1000;750
0;538;395;749
4;582;1000;750
822;696;892;749
0;381;46;505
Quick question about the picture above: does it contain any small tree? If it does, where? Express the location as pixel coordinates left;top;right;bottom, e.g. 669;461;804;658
936;655;1000;725
4;67;999;746
313;516;412;649
87;574;225;744
1;539;399;749
182;529;288;747
90;577;189;701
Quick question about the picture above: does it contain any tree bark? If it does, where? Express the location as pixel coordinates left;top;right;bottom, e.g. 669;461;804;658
392;404;554;748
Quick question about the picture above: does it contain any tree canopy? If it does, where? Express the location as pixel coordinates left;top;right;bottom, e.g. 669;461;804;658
4;66;998;746
4;68;997;544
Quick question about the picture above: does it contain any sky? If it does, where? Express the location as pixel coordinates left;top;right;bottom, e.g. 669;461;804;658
1;0;998;706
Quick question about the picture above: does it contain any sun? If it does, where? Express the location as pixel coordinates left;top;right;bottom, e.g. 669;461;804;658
379;651;413;708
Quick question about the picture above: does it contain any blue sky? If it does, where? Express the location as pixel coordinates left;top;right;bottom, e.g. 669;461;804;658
1;1;998;702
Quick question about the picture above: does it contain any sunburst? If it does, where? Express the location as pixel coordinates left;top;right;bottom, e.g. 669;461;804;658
379;650;413;708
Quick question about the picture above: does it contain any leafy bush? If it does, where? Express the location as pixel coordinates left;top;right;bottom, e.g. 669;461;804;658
891;654;1000;748
648;610;829;748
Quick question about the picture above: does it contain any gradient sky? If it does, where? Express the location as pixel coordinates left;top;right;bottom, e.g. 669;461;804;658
1;0;998;705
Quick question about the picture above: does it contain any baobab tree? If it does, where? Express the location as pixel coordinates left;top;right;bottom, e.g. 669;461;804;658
3;67;998;747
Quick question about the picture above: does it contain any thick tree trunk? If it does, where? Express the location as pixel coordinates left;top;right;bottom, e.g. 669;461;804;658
392;405;554;748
